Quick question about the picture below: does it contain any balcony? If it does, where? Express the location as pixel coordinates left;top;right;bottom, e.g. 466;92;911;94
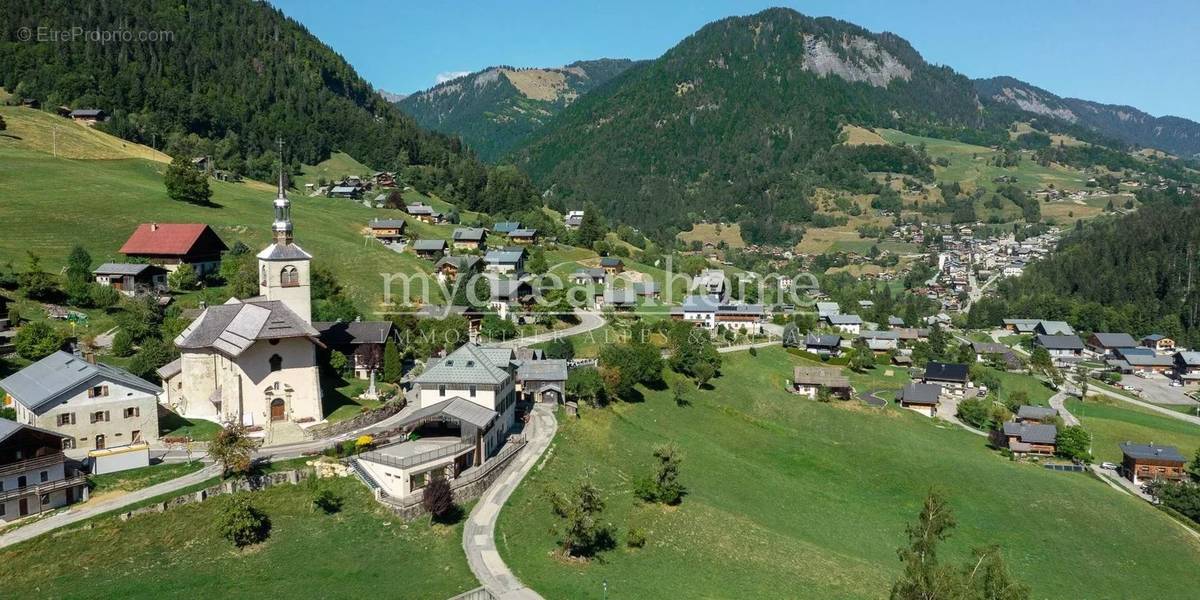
0;474;87;502
0;452;66;478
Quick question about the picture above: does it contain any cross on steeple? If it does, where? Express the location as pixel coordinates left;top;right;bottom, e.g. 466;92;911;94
272;136;293;245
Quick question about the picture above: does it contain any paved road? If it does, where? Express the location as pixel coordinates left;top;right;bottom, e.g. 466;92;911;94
1076;377;1200;426
1048;389;1081;426
0;462;222;549
488;310;607;349
463;403;557;600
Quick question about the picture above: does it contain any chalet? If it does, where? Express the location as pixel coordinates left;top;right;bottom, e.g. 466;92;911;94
891;354;913;367
1141;334;1176;353
857;300;875;311
354;344;519;501
922;362;969;395
490;279;534;318
516;359;568;404
1110;351;1175;374
69;108;106;124
192;156;212;173
508;228;538;245
1015;405;1058;423
600;257;624;274
19;98;39;108
895;328;930;344
599;288;637;311
0;419;88;522
1002;319;1041;334
634;281;660;299
1034;334;1085;364
897;383;941;417
405;203;445;224
433;255;481;283
858;330;899;353
92;263;168;296
412;239;447;258
816;302;841;319
492;222;521;235
314;320;399;379
825;314;863;335
371;171;397;187
1085;332;1138;356
572;268;606;285
368;218;407;244
483;248;526;276
119;223;228;276
1174;351;1200;385
887;316;906;328
791;367;852;400
804;333;843;357
328;186;362;199
1;352;162;455
1119;442;1186;485
452;228;487;251
1002;422;1057;456
670;295;764;333
693;269;728;296
1035;321;1076;336
564;210;585;229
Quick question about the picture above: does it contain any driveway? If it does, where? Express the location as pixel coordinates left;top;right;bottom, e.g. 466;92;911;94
1118;374;1200;408
487;309;606;349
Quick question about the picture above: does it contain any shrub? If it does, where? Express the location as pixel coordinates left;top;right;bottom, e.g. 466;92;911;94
354;435;375;452
110;329;134;357
14;321;64;360
626;526;647;548
311;488;343;515
422;477;456;522
217;494;270;547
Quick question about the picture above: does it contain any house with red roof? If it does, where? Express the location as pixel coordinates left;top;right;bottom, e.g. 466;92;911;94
118;223;228;276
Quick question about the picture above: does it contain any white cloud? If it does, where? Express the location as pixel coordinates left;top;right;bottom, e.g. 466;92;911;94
435;71;471;84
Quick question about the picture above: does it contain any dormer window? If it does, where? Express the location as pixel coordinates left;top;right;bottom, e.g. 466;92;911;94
280;265;300;287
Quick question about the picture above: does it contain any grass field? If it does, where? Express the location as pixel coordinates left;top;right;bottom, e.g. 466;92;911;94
0;106;169;162
677;223;746;248
159;412;223;441
88;461;205;496
496;348;1200;599
293;151;374;190
0;477;477;599
1066;396;1200;464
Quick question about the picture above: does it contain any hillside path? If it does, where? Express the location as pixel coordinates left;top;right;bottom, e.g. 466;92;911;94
488;310;606;349
463;402;557;600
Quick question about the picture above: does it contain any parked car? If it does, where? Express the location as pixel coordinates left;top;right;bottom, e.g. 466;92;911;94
1101;462;1119;470
1169;380;1183;388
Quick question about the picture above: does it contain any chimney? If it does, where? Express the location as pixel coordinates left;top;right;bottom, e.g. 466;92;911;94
83;350;96;365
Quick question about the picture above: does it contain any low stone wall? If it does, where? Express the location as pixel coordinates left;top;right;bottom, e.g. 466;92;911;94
116;467;316;522
379;439;528;520
307;400;406;439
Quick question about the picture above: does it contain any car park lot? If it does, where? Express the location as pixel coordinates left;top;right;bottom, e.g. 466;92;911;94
1118;373;1200;408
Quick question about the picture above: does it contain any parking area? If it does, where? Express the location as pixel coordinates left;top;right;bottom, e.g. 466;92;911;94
1117;373;1200;408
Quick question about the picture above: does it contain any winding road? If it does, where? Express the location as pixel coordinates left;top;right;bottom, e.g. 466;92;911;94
489;309;607;349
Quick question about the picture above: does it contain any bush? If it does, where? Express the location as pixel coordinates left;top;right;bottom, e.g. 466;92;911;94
217;494;270;547
311;488;343;515
626;526;647;548
110;329;135;357
14;321;64;360
354;434;375;452
422;477;456;522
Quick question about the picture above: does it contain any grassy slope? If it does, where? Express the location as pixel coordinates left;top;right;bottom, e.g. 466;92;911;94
0;106;169;162
293;151;374;189
1067;397;1200;464
496;348;1200;599
88;461;205;495
0;478;476;599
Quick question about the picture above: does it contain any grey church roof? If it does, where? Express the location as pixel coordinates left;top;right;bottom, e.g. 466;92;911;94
256;242;313;261
0;351;161;412
175;299;319;357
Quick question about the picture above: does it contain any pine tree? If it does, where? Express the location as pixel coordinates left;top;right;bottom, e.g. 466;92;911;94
382;338;401;383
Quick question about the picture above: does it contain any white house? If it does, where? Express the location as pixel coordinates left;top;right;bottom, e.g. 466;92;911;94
0;419;88;522
825;314;863;335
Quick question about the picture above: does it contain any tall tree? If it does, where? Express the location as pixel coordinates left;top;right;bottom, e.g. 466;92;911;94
164;155;213;205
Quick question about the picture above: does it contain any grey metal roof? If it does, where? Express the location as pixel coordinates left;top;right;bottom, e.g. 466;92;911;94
573;268;605;279
634;281;659;295
827;314;863;325
859;330;900;340
156;358;182;380
175;300;319;357
256;242;313;261
898;383;942;404
92;262;156;276
1175;351;1200;367
681;295;721;312
1004;422;1058;445
923;362;969;383
1119;442;1186;462
1122;353;1174;367
816;302;841;315
603;288;637;305
1089;332;1137;348
509;228;537;238
600;257;623;267
413;239;447;251
0;417;66;445
406;204;435;215
434;255;481;271
1016;405;1058;420
492;221;521;234
484;248;525;265
369;218;407;229
888;316;905;326
0;351;161;411
517;360;569;383
1035;334;1084;351
1035;321;1075;335
491;279;531;300
453;228;487;242
792;366;850;388
805;333;842;348
330;186;359;194
415;343;511;386
397;396;498;430
314;321;395;345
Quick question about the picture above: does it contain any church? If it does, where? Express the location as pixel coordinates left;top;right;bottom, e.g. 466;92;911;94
158;175;324;427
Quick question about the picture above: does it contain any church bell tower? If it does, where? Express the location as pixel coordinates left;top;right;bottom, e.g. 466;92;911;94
256;158;313;323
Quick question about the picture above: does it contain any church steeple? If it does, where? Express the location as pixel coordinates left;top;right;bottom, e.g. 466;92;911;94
257;137;313;323
272;140;293;245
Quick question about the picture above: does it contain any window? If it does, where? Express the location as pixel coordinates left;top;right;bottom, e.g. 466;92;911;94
124;407;140;419
469;385;477;398
269;354;283;372
438;384;447;397
0;503;5;517
17;476;27;488
62;438;75;450
57;413;75;426
87;385;109;398
132;430;142;443
39;471;48;483
90;411;110;424
40;494;49;506
260;264;267;286
280;265;300;287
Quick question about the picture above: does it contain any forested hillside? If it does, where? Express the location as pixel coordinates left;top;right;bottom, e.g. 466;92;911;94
509;8;1001;242
970;198;1200;346
0;0;536;215
976;76;1200;157
399;59;637;162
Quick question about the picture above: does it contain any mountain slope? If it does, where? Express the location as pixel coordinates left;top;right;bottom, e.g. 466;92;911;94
509;8;986;237
975;76;1200;157
0;0;480;191
399;59;636;161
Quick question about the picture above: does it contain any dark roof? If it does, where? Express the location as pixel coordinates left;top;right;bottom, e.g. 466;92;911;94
898;383;942;404
413;239;447;251
394;396;497;430
175;299;319;356
92;262;162;276
1016;405;1058;420
792;366;850;388
1004;422;1058;445
1119;442;1186;462
119;223;227;256
69;108;104;117
314;321;396;346
805;333;842;349
508;228;537;238
0;351;161;411
1035;334;1084;351
1088;332;1137;349
517;360;569;383
369;218;407;229
0;418;66;446
492;221;521;234
599;257;623;268
923;362;969;383
453;228;487;242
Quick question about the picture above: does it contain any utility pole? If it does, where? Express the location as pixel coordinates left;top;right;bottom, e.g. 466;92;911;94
52;124;57;157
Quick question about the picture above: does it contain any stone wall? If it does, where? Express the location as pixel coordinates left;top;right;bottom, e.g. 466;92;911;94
306;400;406;439
379;439;527;520
116;467;317;522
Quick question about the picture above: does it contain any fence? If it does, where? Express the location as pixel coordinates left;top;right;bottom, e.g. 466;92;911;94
446;587;495;600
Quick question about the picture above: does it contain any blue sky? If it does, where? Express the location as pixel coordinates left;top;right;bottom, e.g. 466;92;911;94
275;0;1200;121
